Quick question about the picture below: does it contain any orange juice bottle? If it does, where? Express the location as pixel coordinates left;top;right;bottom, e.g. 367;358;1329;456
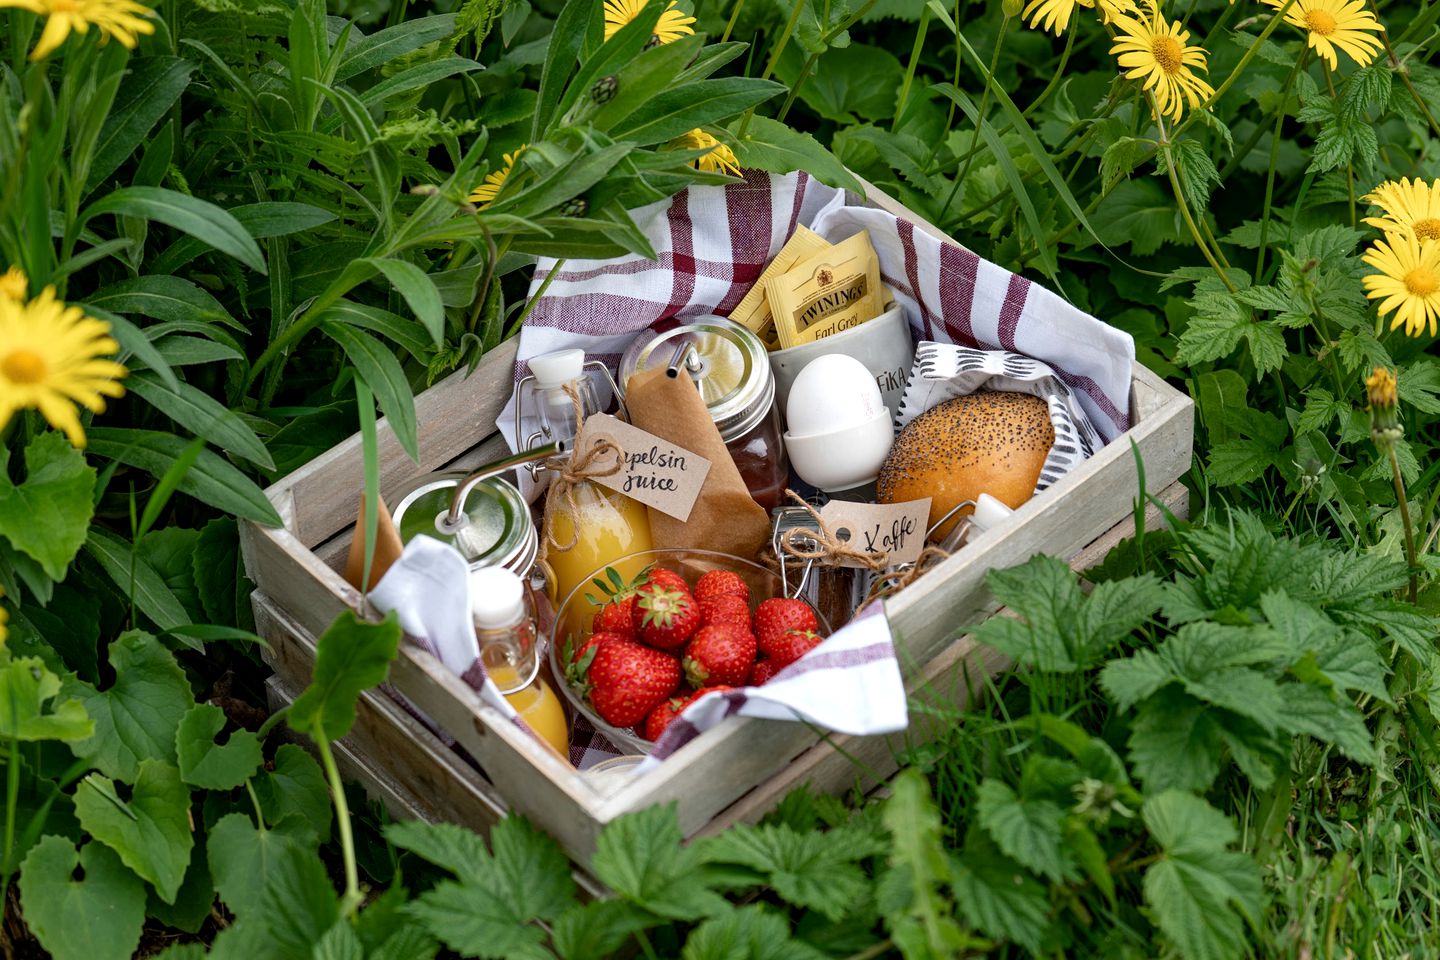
471;568;570;759
544;482;654;612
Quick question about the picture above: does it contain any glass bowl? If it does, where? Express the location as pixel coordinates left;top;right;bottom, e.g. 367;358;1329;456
547;548;831;755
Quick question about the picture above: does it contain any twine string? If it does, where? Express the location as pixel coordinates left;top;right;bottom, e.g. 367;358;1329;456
776;490;891;574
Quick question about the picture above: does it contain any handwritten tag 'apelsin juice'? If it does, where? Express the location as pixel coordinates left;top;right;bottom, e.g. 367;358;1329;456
574;414;712;521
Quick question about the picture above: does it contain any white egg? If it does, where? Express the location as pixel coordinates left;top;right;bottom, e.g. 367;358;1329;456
785;354;886;438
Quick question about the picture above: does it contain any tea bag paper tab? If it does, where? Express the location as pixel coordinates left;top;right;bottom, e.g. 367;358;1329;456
817;498;931;568
575;414;712;522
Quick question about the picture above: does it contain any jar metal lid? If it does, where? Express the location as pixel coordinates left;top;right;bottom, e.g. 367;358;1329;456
391;473;538;575
618;316;775;443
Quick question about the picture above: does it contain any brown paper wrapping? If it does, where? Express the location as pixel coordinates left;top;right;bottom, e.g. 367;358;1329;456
342;494;405;591
624;366;770;561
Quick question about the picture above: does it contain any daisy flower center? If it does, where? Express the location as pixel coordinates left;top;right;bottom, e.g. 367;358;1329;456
1;349;48;385
1404;267;1439;297
1414;218;1440;242
1305;9;1338;35
1150;35;1184;73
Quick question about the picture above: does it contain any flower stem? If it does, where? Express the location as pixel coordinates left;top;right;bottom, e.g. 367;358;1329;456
943;15;1012;219
1255;54;1304;281
1178;0;1299;135
1156;113;1235;293
1390;446;1419;603
315;734;361;916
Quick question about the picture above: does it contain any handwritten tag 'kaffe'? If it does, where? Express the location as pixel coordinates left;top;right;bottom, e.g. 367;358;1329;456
576;415;712;522
818;498;931;568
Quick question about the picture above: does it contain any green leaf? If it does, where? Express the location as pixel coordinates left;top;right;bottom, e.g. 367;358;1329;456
146;830;215;934
288;610;400;742
591;804;731;920
322;323;420;464
1142;791;1263;960
150;202;338;274
1127;687;1224;792
313;921;365;960
337;14;458;80
974;779;1074;883
1087;178;1179;256
1156;138;1221;212
880;770;969;954
83;527;190;631
729;116;864;193
700;822;870;921
125;372;276;470
353;257;446;349
67;630;195;781
318;300;433;362
258;835;341;956
975;557;1163;671
253;743;332;845
75;760;194;905
1207;438;1280;486
360;57;483;108
85;428;282;526
948;845;1049;953
0;655;93;742
175;702;263;790
680;905;830;960
19;836;147;960
0;432;96;581
384;819;496;882
789;43;903;124
82;187;266;275
106;313;179;391
550;900;656;960
1277;683;1377;763
87;57;195;193
208;812;312;921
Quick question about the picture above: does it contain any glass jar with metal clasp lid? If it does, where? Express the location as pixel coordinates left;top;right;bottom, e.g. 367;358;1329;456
618;316;789;511
390;444;565;581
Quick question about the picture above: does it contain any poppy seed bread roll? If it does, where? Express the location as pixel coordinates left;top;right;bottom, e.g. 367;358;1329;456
877;392;1053;540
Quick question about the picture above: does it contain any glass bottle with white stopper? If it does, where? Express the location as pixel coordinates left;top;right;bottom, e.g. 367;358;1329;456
471;567;570;758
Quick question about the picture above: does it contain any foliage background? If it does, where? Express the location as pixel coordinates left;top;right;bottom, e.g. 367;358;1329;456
1;0;1438;955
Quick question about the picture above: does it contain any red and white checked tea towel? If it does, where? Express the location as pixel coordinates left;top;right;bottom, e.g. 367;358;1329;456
489;171;1136;774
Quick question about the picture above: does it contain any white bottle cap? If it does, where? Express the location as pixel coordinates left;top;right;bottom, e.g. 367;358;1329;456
470;566;526;629
970;493;1014;533
529;349;585;390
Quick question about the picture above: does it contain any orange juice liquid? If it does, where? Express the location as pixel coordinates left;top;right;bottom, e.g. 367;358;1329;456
489;664;570;759
545;482;654;614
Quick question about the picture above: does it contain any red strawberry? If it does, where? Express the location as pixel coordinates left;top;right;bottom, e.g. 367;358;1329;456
767;628;823;668
699;594;751;630
643;685;734;741
683;623;757;688
750;659;779;686
694;570;750;604
645;567;691;595
565;631;626;694
592;595;638;637
588;640;681;728
635;582;701;650
754;598;819;651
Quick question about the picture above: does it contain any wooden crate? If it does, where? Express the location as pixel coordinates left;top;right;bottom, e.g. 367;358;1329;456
259;482;1187;845
239;189;1195;862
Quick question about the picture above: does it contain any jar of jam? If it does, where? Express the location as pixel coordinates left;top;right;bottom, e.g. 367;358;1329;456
618;316;789;511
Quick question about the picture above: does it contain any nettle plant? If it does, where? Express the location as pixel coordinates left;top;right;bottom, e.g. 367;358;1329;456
0;0;869;954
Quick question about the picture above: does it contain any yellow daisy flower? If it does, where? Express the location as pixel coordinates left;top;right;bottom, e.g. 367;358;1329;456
670;128;742;177
1363;178;1440;243
469;146;526;209
1109;2;1216;123
602;0;695;44
1022;0;1136;34
0;267;26;302
1262;0;1384;71
0;0;156;61
0;287;127;447
0;586;8;646
1362;235;1440;338
1365;366;1397;409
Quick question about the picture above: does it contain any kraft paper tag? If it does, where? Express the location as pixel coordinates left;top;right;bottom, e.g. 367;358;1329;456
817;498;931;568
576;414;712;522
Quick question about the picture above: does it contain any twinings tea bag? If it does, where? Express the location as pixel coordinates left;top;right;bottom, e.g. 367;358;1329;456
343;493;405;591
729;226;831;350
769;230;884;348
